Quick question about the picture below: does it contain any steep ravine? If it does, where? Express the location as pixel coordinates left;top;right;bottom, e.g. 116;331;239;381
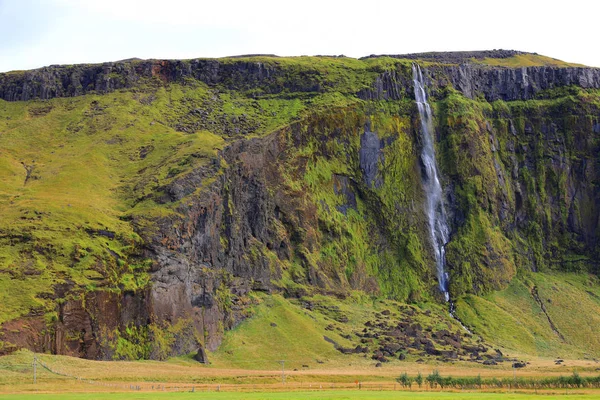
531;285;565;341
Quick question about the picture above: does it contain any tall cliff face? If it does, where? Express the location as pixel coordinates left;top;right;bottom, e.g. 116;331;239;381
439;91;600;295
1;53;599;359
3;55;600;103
0;59;324;102
359;64;600;102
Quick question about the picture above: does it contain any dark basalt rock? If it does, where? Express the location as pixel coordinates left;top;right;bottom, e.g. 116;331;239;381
357;60;600;102
194;346;209;364
333;174;357;215
439;64;600;101
359;127;384;189
382;343;402;354
3;54;597;105
356;69;410;101
0;58;322;101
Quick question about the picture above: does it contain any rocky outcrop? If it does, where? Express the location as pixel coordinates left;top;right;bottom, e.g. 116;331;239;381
0;290;148;359
360;50;600;101
356;69;411;101
359;64;600;102
0;59;322;101
359;127;384;188
438;64;600;101
3;55;600;104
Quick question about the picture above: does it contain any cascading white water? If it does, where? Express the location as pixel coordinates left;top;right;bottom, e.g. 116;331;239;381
412;64;450;302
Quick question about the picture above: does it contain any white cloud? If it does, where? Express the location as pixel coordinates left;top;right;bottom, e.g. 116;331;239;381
1;0;599;71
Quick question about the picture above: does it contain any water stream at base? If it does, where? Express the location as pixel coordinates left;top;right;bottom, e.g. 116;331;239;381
412;64;471;334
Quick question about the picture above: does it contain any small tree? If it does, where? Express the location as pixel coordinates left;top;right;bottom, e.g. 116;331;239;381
571;371;583;388
475;374;482;389
396;372;412;389
441;375;453;389
427;370;441;389
415;372;423;388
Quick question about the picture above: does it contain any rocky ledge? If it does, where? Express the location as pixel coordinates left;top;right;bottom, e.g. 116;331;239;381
2;53;600;104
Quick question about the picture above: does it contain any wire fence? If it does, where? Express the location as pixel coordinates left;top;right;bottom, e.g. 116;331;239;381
0;354;597;395
37;359;142;391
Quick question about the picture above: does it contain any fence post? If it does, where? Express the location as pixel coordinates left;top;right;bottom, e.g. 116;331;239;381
33;353;37;384
278;360;285;384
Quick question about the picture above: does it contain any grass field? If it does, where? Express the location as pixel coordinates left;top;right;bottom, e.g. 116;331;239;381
1;391;598;399
3;347;600;396
3;274;600;397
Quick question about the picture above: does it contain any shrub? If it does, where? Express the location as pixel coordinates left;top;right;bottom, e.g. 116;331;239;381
396;372;412;389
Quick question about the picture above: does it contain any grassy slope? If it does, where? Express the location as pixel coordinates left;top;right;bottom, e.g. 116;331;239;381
211;284;600;368
210;292;463;370
475;54;586;67
209;294;352;369
455;272;600;358
0;80;316;325
0;88;209;322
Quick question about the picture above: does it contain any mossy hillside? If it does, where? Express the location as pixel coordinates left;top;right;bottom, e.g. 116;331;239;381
0;58;423;356
210;292;468;370
495;93;600;272
0;61;429;355
274;109;388;295
436;92;516;296
0;80;341;325
274;103;435;302
209;294;351;369
436;88;600;297
211;278;600;369
455;272;600;357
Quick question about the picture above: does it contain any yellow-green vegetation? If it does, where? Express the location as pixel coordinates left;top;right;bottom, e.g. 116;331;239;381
211;292;470;370
210;294;353;369
214;279;600;364
0;79;336;325
475;54;585;68
0;392;597;400
3;392;599;400
0;86;216;323
438;87;600;296
274;102;435;303
456;272;600;357
439;91;516;295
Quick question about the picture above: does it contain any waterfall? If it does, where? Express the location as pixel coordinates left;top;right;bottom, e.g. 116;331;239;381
412;64;450;302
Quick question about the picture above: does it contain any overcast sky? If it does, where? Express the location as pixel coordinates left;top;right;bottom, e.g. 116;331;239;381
0;0;596;72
